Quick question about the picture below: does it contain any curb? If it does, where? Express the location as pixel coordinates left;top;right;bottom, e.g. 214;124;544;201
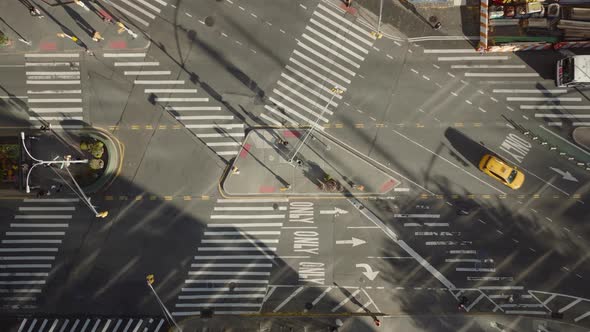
218;127;407;199
67;127;124;194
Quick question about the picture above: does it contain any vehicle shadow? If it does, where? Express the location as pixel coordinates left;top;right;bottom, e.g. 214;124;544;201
444;127;491;168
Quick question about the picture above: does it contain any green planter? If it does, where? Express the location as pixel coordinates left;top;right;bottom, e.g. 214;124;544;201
0;32;9;46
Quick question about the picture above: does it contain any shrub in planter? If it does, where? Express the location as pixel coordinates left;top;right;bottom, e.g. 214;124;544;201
0;31;9;46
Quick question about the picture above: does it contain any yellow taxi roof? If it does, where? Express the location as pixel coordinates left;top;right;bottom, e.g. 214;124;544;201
486;156;513;179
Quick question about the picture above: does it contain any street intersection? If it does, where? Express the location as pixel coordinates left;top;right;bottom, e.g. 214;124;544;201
1;0;590;331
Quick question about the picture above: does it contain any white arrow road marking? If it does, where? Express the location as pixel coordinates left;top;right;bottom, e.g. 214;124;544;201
355;263;380;280
549;167;578;182
320;207;348;215
336;237;366;247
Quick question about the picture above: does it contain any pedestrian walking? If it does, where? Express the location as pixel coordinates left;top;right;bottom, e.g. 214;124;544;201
433;22;442;30
55;184;63;193
36;189;47;198
92;31;103;42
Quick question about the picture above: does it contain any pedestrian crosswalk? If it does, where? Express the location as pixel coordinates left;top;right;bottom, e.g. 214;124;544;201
103;0;167;27
259;1;376;128
422;47;589;129
14;317;167;332
172;198;288;316
24;53;85;126
103;52;244;160
0;198;78;310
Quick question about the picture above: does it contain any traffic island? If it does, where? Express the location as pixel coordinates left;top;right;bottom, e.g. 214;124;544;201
19;126;122;196
221;128;401;197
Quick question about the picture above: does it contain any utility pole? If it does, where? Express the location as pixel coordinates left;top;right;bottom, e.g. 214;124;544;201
146;274;182;332
288;87;343;164
371;0;384;39
20;132;108;218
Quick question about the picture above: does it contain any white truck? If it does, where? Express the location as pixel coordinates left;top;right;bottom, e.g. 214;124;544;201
556;55;590;87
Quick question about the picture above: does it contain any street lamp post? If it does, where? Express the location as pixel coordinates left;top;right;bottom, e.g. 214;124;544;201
371;0;384;39
20;132;108;218
288;87;343;164
146;274;182;332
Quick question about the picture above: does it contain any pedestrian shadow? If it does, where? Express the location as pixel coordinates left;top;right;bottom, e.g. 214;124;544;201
55;0;96;38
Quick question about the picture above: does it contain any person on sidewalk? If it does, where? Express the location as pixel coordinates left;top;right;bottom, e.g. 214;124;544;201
92;31;103;42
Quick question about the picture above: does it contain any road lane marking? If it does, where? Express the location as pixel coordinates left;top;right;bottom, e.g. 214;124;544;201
493;89;567;94
103;53;146;57
14;215;72;219
193;255;276;260
510;97;580;102
466;73;539;77
156;97;208;102
124;71;171;75
145;88;196;93
391;129;505;194
208;223;283;228
424;49;478;53
134;80;184;84
25;53;79;58
452;65;525;69
331;289;361;312
437;56;509;61
309;19;369;54
305;26;365;60
103;1;150;26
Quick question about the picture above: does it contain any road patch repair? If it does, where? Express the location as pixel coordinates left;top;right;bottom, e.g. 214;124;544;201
221;128;401;196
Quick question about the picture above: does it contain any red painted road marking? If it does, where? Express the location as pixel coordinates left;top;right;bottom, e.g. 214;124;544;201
259;186;276;193
98;9;113;21
283;130;301;138
40;42;57;51
109;41;127;49
340;3;357;15
379;178;399;193
239;143;252;159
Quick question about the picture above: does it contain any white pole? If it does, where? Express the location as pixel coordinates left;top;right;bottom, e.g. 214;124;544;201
377;0;383;33
147;281;182;331
288;88;342;163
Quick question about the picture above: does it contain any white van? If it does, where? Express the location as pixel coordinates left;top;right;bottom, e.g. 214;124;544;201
556;55;590;87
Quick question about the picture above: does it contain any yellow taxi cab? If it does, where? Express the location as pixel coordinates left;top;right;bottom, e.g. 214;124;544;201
478;154;525;189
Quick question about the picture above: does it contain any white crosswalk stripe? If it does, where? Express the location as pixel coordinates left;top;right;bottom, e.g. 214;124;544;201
258;0;372;127
15;318;168;332
24;53;85;125
422;44;589;129
172;199;289;316
0;199;79;309
104;49;245;161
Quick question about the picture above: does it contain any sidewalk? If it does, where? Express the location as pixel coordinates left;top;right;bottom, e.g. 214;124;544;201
0;0;149;54
173;313;590;331
221;128;401;197
352;0;480;42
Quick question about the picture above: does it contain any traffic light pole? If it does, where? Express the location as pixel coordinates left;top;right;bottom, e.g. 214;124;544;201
146;275;182;332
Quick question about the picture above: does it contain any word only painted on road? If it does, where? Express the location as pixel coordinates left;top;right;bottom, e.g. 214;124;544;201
289;201;325;285
499;133;532;163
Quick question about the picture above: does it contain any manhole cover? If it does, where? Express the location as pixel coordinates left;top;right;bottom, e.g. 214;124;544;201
205;16;215;27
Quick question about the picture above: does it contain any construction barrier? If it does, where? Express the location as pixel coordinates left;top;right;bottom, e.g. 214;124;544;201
486;43;553;52
553;41;590;50
478;3;590;52
478;0;489;52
